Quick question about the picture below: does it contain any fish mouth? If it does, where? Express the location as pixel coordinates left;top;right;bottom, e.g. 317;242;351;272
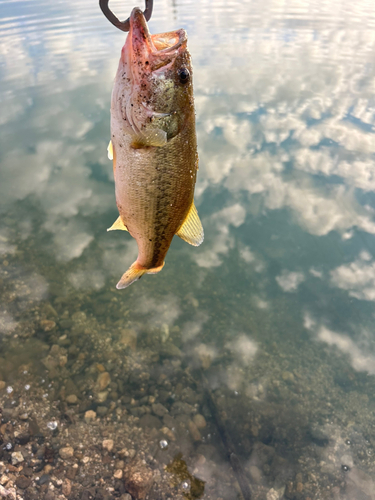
126;7;187;71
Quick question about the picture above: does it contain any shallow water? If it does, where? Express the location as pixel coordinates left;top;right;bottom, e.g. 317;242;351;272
1;0;375;498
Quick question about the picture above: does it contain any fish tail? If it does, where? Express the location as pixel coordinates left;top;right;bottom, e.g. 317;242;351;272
116;261;165;289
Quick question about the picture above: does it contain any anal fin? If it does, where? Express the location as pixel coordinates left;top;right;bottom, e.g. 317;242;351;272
176;202;204;246
107;216;128;232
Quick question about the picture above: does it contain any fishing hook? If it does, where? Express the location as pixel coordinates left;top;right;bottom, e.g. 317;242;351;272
99;0;153;32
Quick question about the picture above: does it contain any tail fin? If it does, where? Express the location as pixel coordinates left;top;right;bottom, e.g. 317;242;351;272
116;261;165;289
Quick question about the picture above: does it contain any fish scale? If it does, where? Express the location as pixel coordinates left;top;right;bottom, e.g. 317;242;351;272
107;7;203;289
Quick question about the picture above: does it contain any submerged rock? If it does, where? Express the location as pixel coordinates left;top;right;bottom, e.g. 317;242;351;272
124;461;154;500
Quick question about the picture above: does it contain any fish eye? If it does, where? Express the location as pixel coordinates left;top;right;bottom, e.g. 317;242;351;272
178;67;190;84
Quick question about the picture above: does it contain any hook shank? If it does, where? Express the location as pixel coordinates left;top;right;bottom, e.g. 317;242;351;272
99;0;153;32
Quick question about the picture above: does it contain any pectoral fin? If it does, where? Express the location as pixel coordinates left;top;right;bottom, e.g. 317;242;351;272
107;216;128;232
177;203;204;246
107;140;113;160
131;128;167;149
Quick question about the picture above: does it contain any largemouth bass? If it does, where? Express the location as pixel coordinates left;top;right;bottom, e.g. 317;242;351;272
107;7;203;289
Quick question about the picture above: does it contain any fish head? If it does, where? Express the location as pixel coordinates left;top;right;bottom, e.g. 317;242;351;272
114;7;195;147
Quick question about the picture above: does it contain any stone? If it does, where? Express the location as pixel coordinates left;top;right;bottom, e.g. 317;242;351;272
59;446;74;459
66;466;78;480
159;343;182;359
84;410;96;423
66;394;78;404
102;439;114;452
113;469;123;479
11;451;24;465
161;427;176;441
124;461;154;500
193;414;206;429
152;403;168;417
139;414;162;429
37;474;50;486
96;372;111;391
282;371;294;382
188;420;201;442
15;475;31;489
0;475;10;485
266;489;280;500
119;329;137;350
59;355;68;367
62;478;72;496
96;391;108;403
0;485;16;500
96;406;108;417
248;465;262;484
40;319;56;332
0;381;6;390
195;344;215;369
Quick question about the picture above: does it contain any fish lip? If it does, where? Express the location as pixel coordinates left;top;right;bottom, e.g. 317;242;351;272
129;7;187;68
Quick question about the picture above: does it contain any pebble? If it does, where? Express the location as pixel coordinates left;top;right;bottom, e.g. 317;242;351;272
119;328;137;350
59;446;74;459
0;485;16;500
282;371;295;382
66;394;78;404
96;391;108;403
296;482;303;493
96;406;108;417
188;420;201;442
40;319;56;332
193;414;207;429
266;488;280;500
161;427;176;441
0;381;6;390
11;451;24;465
113;469;123;479
84;410;96;423
62;478;72;496
152;403;168;417
96;372;111;391
248;465;262;484
15;476;31;490
102;439;114;452
37;474;50;486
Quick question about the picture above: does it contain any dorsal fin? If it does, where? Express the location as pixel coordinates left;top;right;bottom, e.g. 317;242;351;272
176;203;204;246
107;216;128;232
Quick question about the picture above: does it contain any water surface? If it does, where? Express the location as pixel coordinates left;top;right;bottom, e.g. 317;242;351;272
1;0;375;499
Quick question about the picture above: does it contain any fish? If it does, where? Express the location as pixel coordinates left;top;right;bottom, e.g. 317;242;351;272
107;6;203;289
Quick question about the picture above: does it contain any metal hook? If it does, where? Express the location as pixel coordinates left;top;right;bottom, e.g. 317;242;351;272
99;0;153;32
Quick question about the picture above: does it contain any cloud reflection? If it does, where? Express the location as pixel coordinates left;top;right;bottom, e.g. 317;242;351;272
330;252;375;301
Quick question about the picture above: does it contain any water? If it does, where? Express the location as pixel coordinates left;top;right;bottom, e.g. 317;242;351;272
1;0;375;498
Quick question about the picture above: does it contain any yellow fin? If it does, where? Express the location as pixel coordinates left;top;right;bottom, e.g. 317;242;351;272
107;140;113;160
131;128;167;149
107;216;128;232
177;203;204;247
117;262;147;289
116;261;165;289
146;262;165;275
